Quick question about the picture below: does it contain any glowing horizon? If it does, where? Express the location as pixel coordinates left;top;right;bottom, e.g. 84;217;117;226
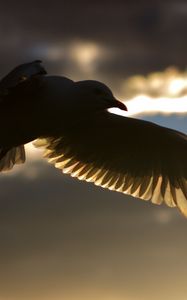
110;94;187;117
114;67;187;116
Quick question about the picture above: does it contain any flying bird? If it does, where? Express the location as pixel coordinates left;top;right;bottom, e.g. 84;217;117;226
1;60;187;217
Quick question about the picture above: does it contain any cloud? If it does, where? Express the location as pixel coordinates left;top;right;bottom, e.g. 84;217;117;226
31;41;111;79
1;2;187;299
0;174;185;300
0;165;184;300
0;0;187;81
121;68;187;98
108;68;187;117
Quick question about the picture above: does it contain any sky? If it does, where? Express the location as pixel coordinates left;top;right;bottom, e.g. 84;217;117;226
1;1;187;300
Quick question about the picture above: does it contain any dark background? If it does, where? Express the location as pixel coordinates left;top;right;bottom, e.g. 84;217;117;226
1;1;187;300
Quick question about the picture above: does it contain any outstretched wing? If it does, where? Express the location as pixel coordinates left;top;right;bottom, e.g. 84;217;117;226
34;111;187;217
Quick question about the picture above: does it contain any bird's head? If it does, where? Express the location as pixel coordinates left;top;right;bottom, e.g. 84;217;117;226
0;60;47;96
74;80;127;113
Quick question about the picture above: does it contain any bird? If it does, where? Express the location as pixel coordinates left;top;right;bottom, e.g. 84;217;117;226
0;60;187;217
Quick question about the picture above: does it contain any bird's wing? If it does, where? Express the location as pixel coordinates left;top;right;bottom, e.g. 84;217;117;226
0;145;25;171
0;60;46;97
34;111;187;216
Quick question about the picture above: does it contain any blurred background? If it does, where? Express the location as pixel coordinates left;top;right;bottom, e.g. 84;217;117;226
1;1;187;299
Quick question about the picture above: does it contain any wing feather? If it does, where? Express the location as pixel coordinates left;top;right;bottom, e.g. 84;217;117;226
34;111;187;217
0;145;25;172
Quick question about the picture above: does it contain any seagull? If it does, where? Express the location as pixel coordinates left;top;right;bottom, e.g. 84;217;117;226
1;60;187;217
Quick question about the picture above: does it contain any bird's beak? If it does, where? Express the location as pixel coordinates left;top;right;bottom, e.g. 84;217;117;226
114;99;128;111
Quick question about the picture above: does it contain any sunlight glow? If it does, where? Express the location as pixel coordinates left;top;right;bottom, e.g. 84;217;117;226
70;41;102;72
25;143;43;160
109;94;187;117
121;67;187;98
115;67;187;116
168;78;187;96
32;41;107;74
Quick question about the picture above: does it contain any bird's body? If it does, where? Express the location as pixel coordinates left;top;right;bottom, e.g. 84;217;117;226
0;75;74;146
1;60;187;217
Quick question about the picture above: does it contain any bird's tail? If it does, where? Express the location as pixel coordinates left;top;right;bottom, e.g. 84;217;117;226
0;145;25;172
